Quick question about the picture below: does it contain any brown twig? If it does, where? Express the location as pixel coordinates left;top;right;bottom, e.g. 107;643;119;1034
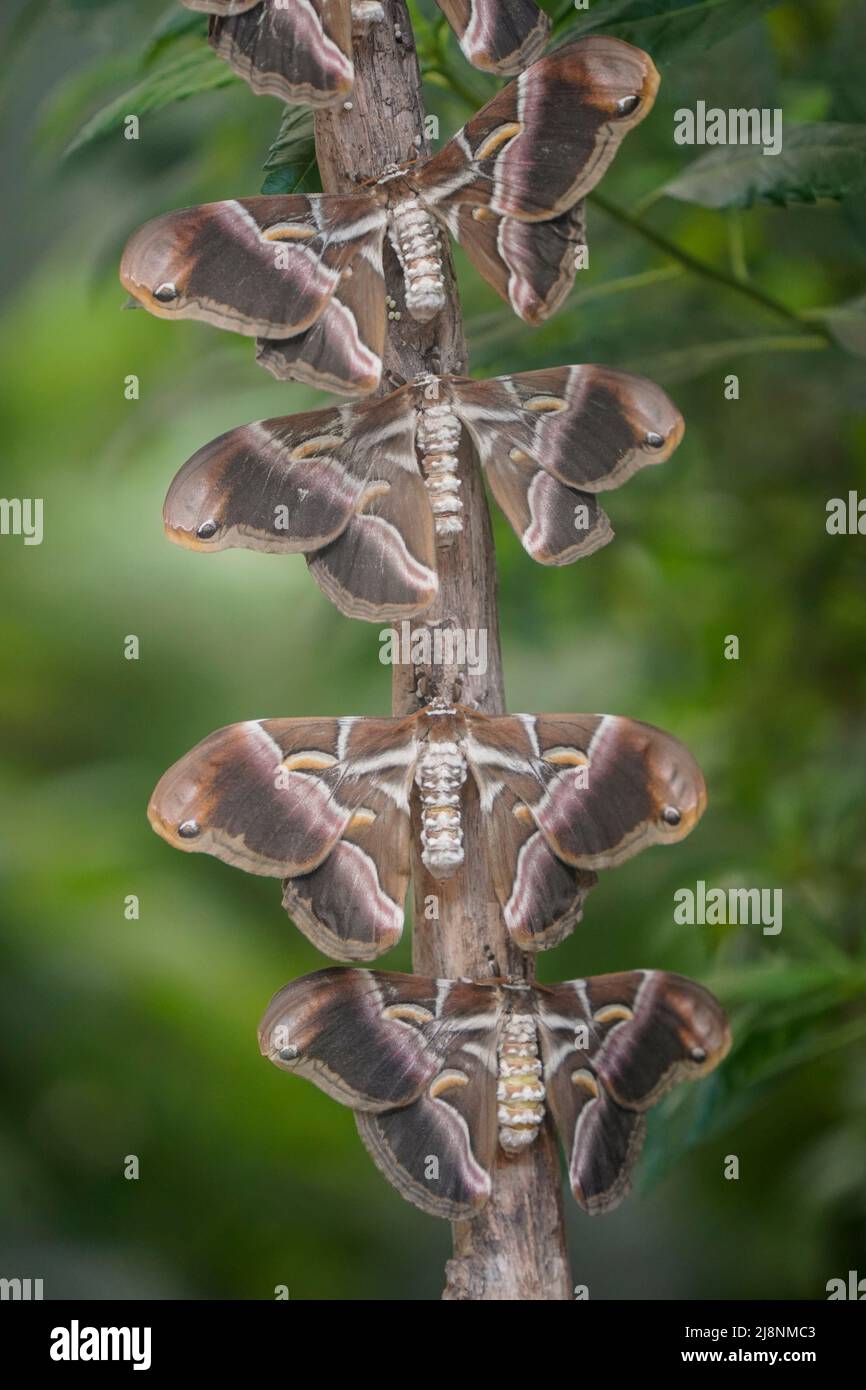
314;2;573;1301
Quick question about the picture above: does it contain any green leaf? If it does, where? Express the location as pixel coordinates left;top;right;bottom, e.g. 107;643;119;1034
819;294;866;358
144;9;209;63
661;123;866;209
557;0;781;65
62;44;237;159
37;53;142;154
261;106;320;195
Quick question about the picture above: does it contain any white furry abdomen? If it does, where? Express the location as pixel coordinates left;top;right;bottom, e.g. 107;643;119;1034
416;397;463;542
414;740;467;878
497;1015;545;1154
389;198;446;323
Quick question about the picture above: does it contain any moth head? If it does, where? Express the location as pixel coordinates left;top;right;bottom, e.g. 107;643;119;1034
120;209;198;318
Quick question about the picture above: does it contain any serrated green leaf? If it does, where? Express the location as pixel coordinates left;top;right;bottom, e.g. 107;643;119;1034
261;106;320;195
661;123;866;209
144;9;209;63
36;52;143;153
557;0;781;65
62;44;237;159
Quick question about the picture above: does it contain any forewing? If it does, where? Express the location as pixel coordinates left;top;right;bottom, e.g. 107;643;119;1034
260;971;501;1217
209;0;354;107
538;972;730;1213
464;711;706;872
434;0;549;76
120;195;384;344
453;366;684;493
147;711;419;872
163;406;367;555
415;37;659;222
258;969;445;1106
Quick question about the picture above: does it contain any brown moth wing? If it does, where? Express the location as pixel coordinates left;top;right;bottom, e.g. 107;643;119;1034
356;978;501;1218
414;37;659;222
528;715;706;867
450;202;586;324
163;407;366;555
209;0;354;107
434;0;550;76
538;971;730;1213
147;714;419;879
120;195;385;342
463;711;706;872
258;969;444;1105
484;781;598;950
306;473;439;621
281;780;412;957
260;970;500;1217
255;232;386;395
480;446;614;566
452;366;685;494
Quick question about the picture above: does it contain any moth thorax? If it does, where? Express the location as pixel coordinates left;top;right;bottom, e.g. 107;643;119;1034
497;1016;545;1155
414;740;467;878
416;399;463;543
389;198;446;324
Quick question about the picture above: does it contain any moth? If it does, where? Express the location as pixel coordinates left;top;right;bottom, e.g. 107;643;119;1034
179;0;550;109
259;967;731;1219
147;702;706;959
162;366;684;621
119;37;660;396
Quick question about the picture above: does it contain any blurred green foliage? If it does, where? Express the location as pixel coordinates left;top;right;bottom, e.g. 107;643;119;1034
0;0;864;1300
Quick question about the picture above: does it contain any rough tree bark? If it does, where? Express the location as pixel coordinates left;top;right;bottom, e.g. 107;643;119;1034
315;3;573;1301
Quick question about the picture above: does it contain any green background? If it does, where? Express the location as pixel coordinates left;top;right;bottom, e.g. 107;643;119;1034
1;0;864;1299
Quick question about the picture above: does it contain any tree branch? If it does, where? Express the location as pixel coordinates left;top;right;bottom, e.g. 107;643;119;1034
314;2;573;1301
590;190;834;342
